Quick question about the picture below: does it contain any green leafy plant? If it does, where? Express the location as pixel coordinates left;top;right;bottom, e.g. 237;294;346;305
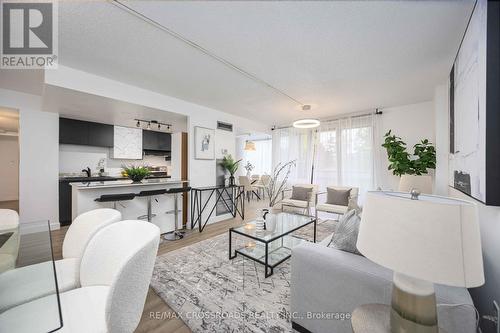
381;130;436;176
220;155;242;176
122;165;151;182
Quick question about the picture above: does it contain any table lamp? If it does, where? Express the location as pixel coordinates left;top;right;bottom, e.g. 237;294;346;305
357;191;484;332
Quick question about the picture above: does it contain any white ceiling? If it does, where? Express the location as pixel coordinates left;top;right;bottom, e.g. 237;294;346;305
57;0;474;126
42;85;187;132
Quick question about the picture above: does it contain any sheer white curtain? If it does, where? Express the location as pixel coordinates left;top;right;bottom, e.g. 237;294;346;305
272;127;314;184
244;139;272;175
313;114;375;202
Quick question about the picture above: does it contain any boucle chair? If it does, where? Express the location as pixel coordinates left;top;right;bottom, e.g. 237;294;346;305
281;184;319;215
0;208;122;312
0;220;161;333
315;186;359;220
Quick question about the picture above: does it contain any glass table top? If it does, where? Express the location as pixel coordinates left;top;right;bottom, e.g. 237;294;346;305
0;220;63;333
232;212;315;242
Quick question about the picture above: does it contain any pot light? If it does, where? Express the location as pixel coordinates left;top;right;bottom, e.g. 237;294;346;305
293;119;321;129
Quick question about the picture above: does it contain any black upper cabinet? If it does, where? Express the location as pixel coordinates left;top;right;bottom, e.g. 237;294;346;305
142;130;171;152
59;118;113;147
88;122;114;147
59;118;89;145
157;132;171;151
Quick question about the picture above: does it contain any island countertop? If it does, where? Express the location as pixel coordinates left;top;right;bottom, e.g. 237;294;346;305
70;178;189;190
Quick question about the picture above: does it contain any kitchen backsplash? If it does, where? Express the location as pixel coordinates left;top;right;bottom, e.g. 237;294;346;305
59;144;171;176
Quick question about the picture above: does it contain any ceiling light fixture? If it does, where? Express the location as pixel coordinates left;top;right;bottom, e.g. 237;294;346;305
293;105;320;129
136;120;141;127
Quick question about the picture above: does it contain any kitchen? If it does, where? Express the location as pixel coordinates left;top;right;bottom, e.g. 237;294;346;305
58;109;189;236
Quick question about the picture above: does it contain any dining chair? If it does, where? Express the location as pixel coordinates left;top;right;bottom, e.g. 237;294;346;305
238;176;260;201
0;220;160;333
254;175;271;199
0;208;122;312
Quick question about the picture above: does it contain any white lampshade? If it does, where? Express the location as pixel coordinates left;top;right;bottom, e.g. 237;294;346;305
357;191;484;288
399;174;433;194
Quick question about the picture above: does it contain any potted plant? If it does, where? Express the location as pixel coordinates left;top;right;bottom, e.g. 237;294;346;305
244;161;254;177
122;165;151;183
382;130;436;192
220;155;242;186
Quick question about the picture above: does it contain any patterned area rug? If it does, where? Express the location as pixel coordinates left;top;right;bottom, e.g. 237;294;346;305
151;220;336;333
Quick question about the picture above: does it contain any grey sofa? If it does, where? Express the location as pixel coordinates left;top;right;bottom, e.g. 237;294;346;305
290;236;477;333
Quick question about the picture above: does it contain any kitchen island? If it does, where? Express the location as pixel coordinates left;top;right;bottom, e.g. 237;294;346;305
71;179;189;234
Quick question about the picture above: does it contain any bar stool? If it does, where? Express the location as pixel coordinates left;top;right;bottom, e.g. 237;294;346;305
95;193;136;210
136;189;167;222
164;186;192;241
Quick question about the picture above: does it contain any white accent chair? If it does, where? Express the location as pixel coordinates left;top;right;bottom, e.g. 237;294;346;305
0;209;20;274
0;220;160;333
315;186;359;220
0;208;122;312
281;184;319;216
239;176;260;201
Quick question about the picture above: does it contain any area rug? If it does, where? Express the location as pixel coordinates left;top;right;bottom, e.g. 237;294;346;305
151;220;336;333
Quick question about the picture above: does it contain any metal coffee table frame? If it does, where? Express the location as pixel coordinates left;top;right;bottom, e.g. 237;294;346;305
229;215;316;278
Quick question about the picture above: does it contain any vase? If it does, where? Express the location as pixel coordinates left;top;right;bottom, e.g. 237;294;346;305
263;206;280;231
229;175;235;186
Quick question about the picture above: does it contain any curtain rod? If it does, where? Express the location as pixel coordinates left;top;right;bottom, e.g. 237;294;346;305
273;109;382;130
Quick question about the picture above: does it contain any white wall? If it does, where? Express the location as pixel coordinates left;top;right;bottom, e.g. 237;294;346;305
0;88;59;232
0;136;19;201
433;83;500;331
377;101;435;191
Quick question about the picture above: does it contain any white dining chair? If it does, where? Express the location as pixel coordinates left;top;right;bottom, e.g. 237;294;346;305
239;176;260;201
0;220;160;333
253;175;271;199
0;209;20;274
0;208;122;312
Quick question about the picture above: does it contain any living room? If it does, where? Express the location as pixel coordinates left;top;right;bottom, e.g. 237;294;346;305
0;1;499;333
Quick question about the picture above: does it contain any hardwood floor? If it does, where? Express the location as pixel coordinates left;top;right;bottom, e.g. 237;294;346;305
50;199;266;333
0;200;19;211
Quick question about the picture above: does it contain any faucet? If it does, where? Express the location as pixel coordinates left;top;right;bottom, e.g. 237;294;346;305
82;167;91;177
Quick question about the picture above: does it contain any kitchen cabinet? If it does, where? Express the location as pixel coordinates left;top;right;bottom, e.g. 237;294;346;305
142;130;171;152
113;126;143;159
59;118;113;147
88;122;114;147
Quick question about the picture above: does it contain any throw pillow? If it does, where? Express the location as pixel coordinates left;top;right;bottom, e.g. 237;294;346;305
328;209;362;255
326;188;351;206
290;186;313;201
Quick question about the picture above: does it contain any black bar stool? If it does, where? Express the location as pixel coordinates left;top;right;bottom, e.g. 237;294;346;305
164;186;192;241
137;189;167;222
95;193;136;209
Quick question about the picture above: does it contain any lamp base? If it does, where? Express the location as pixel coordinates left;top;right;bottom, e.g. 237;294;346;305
390;272;438;333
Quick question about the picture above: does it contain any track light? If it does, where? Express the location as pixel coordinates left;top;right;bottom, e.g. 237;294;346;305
136;120;140;127
158;123;161;130
147;122;151;129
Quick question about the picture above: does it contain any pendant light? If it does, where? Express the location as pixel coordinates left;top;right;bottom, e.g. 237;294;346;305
244;140;256;151
293;105;320;129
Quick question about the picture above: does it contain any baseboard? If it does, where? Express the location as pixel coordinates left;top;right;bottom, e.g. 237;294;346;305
292;321;313;333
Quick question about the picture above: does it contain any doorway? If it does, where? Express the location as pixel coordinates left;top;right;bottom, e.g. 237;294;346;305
0;108;19;212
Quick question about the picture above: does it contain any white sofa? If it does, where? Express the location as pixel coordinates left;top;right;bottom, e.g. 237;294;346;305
290;236;477;333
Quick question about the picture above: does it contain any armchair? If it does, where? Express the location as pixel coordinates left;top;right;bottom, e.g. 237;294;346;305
281;184;318;215
315;186;359;220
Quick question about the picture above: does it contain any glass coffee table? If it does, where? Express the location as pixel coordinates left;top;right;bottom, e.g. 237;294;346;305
229;212;317;277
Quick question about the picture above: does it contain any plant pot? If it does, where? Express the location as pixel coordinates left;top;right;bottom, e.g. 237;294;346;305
128;175;146;183
229;175;235;186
